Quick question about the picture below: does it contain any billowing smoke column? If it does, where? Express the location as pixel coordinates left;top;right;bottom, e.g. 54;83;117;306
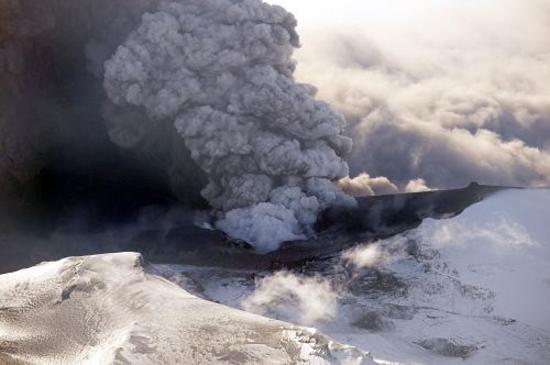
103;0;356;252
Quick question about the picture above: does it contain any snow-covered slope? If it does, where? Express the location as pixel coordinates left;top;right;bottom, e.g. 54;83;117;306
156;189;550;364
336;188;550;364
0;252;373;365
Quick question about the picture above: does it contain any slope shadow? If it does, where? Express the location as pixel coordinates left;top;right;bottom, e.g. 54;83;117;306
125;183;509;270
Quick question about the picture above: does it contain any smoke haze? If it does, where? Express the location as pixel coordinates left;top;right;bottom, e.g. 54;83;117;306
2;0;550;252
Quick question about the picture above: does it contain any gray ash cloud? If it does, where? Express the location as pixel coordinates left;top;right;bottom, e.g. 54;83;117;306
103;0;355;251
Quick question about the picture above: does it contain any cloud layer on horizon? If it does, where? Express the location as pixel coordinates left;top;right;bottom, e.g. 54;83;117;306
286;0;550;189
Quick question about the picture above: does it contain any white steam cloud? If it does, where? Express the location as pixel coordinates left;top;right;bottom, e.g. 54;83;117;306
103;0;356;251
341;234;410;270
405;178;431;193
242;271;338;325
339;173;399;197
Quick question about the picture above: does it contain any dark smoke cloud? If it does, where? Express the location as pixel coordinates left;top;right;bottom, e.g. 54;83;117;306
0;0;211;235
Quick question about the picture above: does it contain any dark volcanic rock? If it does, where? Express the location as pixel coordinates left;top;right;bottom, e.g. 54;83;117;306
415;338;478;358
318;183;506;235
349;270;408;297
382;303;418;320
353;311;395;332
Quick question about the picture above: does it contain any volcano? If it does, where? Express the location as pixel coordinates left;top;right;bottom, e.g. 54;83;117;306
1;188;549;364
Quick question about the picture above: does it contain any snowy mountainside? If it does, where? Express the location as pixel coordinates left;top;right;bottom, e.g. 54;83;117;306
0;252;373;365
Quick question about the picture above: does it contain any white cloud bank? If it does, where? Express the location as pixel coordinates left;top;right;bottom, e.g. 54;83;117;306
272;0;550;189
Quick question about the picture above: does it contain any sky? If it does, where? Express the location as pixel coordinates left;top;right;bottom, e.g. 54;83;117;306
267;0;460;28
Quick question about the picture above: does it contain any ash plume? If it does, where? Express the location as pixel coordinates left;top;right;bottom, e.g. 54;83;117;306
103;0;355;251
